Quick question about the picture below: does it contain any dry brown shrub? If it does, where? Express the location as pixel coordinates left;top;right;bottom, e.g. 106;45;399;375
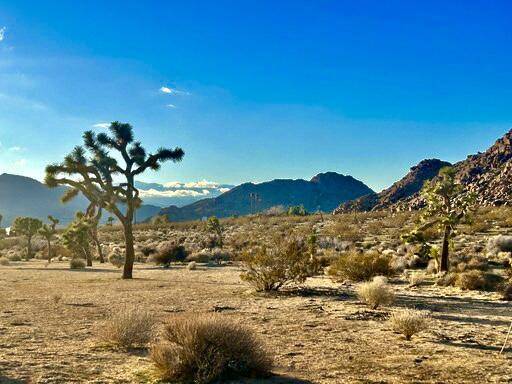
356;280;395;309
150;314;272;384
328;251;393;282
389;309;430;340
99;307;156;348
69;258;86;270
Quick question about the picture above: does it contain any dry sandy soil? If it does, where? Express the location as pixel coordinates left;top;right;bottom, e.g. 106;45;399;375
1;260;512;384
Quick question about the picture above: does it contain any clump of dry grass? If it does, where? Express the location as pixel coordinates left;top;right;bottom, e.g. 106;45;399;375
356;278;394;309
150;314;272;384
69;258;86;270
108;251;124;268
99;307;156;349
0;256;10;266
328;251;393;282
389;309;430;340
187;261;197;270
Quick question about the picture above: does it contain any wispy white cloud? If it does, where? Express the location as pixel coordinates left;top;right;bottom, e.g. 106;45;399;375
139;188;211;198
183;180;221;189
159;86;190;95
0;27;6;42
92;122;110;129
8;146;25;152
166;104;177;109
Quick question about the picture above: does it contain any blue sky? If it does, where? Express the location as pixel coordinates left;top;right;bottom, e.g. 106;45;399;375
0;1;511;192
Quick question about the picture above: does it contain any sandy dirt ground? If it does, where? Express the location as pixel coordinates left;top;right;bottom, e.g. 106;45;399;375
1;261;512;384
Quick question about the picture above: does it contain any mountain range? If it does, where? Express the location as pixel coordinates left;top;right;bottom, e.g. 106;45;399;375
0;173;161;226
158;172;374;221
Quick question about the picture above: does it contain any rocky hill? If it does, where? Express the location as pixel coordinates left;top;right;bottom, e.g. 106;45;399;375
334;159;451;213
335;129;512;213
394;129;512;210
159;172;374;221
0;173;160;226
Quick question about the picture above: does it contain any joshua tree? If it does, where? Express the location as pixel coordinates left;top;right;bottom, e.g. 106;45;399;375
206;216;223;248
63;212;94;266
416;167;475;272
85;203;105;263
106;216;115;226
0;213;3;228
39;215;59;262
12;217;43;259
45;121;184;278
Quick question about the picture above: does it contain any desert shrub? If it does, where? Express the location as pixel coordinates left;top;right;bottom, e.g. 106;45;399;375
150;314;272;384
140;245;157;257
436;272;457;287
409;272;426;287
389;309;430;340
0;257;9;266
188;248;231;264
455;270;504;291
108;251;125;268
100;307;156;349
501;283;512;301
69;258;86;270
328;251;393;282
7;252;21;262
240;238;319;291
287;205;308;216
356;279;395;309
153;244;188;267
187;261;197;270
487;235;512;255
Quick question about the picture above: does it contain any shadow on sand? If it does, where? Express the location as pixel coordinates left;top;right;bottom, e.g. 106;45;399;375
0;374;28;384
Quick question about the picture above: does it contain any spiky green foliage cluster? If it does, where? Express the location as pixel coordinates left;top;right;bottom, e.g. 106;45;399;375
206;216;223;248
62;212;94;264
12;217;43;259
420;167;475;229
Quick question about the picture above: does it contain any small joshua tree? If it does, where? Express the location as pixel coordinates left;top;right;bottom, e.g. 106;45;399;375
12;217;43;259
62;212;94;266
206;216;223;248
45;122;184;278
106;216;115;226
417;167;475;272
39;215;59;262
85;203;105;263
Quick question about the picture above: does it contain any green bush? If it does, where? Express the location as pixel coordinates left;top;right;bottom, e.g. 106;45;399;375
69;258;86;270
240;238;319;291
153;244;188;267
328;251;393;282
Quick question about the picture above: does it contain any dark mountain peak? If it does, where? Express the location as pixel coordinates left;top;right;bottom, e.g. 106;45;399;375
159;172;373;221
334;158;451;213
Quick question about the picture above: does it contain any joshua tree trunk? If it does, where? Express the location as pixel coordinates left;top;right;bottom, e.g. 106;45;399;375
27;236;33;259
91;227;104;263
47;239;52;263
122;220;135;279
83;246;93;267
440;225;451;272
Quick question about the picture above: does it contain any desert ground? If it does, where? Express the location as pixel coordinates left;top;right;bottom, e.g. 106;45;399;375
2;211;512;383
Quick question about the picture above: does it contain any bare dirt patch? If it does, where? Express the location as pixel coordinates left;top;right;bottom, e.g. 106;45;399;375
1;261;512;383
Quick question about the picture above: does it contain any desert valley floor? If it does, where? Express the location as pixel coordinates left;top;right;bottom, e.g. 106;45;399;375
1;260;512;384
